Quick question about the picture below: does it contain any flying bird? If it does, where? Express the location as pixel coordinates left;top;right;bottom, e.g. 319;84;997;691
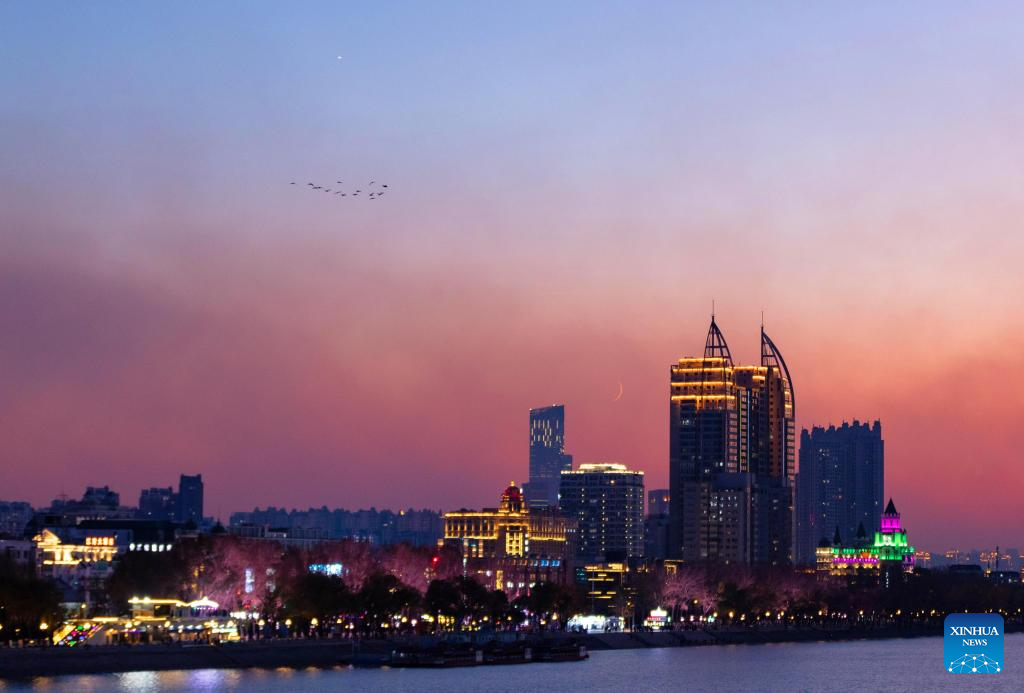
292;179;391;201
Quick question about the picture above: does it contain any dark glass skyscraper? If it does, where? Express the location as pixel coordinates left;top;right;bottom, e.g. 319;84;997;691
795;420;884;564
176;474;204;525
668;318;795;565
523;405;573;509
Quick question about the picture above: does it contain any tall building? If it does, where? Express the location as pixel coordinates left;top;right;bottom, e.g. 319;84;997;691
523;405;573;509
138;486;175;521
644;489;671;560
795;420;884;564
668;317;795;565
176;474;204;525
560;463;644;562
647;489;670;517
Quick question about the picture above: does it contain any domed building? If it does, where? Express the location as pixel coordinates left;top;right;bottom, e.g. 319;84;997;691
442;482;576;594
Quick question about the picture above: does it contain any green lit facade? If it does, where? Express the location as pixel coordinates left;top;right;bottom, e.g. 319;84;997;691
816;498;914;584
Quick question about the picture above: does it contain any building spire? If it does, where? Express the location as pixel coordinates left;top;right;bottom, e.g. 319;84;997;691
760;327;795;418
703;314;733;366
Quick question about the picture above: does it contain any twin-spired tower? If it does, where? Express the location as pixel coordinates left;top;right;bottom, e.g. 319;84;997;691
668;317;796;564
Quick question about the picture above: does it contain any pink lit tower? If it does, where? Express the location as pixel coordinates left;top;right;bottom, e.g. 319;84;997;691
875;498;915;585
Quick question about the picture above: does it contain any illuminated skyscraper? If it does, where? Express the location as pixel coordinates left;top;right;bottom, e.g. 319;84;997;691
668;317;795;564
795;420;884;564
560;463;644;562
523;405;573;509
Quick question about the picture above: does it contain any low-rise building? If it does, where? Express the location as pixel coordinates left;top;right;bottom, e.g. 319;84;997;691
575;562;635;625
816;498;915;588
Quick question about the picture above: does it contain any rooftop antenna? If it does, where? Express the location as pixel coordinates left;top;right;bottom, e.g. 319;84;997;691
711;298;715;321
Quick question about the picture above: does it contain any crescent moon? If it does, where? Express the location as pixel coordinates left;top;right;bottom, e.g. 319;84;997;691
612;382;624;402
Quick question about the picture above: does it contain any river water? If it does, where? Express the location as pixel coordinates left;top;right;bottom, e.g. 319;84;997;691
3;635;1023;692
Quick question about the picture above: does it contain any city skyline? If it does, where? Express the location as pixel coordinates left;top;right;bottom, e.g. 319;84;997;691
3;2;1024;551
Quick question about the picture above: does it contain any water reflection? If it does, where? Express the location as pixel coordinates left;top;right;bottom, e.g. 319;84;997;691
2;636;1024;693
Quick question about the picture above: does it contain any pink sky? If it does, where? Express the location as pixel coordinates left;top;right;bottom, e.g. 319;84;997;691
2;2;1024;550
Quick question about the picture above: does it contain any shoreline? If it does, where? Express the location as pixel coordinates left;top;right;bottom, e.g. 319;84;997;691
0;624;1015;679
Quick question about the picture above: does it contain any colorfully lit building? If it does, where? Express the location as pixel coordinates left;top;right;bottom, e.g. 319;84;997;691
523;405;573;509
560;463;645;562
669;317;795;565
51;596;239;647
816;498;915;587
442;483;575;594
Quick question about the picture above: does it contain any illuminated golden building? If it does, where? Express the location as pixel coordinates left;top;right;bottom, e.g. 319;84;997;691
669;317;795;565
33;529;120;606
34;529;118;572
442;483;575;593
443;483;571;559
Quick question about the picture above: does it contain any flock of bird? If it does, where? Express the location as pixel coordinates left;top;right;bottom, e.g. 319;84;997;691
290;180;389;199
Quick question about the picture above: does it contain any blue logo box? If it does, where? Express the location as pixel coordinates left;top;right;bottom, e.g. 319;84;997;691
944;613;1004;673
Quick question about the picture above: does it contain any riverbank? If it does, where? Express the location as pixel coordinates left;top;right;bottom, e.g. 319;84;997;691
2;622;1017;679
